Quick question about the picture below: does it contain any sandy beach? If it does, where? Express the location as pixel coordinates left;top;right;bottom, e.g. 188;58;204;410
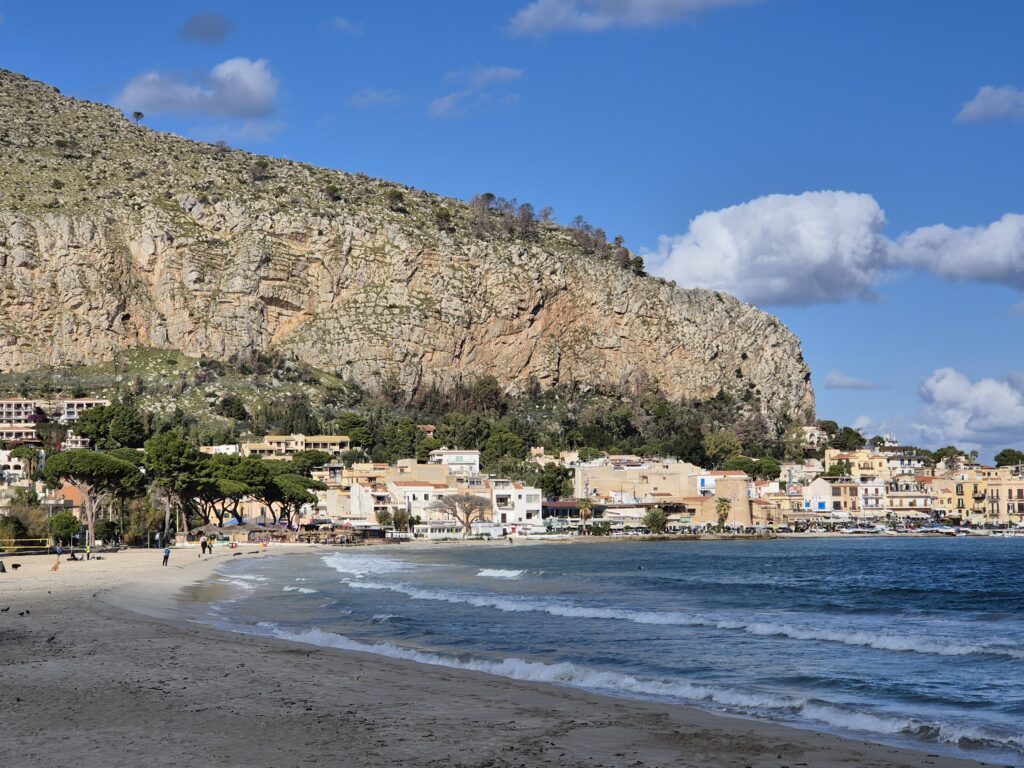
0;545;993;768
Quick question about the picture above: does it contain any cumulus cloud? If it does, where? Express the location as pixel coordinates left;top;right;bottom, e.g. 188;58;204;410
347;88;401;109
429;66;524;118
648;190;1024;306
117;58;279;118
824;371;881;390
178;12;233;44
893;214;1024;289
649;191;890;305
329;16;364;35
509;0;755;35
913;368;1024;449
955;85;1024;123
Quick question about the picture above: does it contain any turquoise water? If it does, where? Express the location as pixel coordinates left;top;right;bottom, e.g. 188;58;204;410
207;539;1024;765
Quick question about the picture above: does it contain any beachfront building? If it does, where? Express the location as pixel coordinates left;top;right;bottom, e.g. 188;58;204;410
885;477;933;522
574;457;702;502
427;448;480;476
801;477;833;516
389;479;456;520
931;473;988;525
60;397;110;422
987;469;1024;526
857;477;887;516
487;478;543;529
241;433;351;459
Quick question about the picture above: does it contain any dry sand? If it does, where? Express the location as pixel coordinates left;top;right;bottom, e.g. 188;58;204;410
0;545;993;768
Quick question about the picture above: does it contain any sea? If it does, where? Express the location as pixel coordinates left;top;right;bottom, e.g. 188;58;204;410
195;538;1024;765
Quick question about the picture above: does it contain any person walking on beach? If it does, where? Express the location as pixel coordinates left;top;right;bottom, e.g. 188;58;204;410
207;536;214;556
85;543;91;561
162;545;170;567
199;535;207;557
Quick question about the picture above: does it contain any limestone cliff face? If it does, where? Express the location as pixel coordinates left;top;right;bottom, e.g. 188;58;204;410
0;69;814;425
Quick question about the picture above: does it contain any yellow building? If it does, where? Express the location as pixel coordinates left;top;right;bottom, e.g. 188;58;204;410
241;433;351;459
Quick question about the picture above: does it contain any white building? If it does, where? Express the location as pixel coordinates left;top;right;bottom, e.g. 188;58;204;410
389;479;455;520
61;398;110;422
800;425;829;448
887;454;929;477
801;477;833;515
428;448;481;476
858;477;887;514
0;398;38;424
697;470;750;497
0;449;28;480
62;430;90;450
0;423;38;443
199;444;242;456
488;479;543;529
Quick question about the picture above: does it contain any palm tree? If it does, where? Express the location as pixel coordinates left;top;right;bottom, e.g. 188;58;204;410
715;497;732;532
577;498;594;536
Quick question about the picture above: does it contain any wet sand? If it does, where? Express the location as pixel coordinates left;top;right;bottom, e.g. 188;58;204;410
0;545;992;768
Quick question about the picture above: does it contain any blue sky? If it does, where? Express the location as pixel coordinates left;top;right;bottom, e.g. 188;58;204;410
2;0;1024;458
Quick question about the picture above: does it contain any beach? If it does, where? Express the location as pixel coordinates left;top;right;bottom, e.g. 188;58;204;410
0;545;995;768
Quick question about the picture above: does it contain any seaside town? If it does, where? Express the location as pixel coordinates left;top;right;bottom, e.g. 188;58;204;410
2;394;1023;550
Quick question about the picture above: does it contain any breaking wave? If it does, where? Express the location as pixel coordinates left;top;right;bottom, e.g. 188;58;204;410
344;581;1024;660
259;623;1024;757
477;569;524;579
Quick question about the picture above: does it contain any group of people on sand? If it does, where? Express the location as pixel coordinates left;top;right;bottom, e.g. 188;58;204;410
50;543;92;571
198;535;216;557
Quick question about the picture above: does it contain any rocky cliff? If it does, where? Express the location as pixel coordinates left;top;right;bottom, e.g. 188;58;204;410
0;69;814;425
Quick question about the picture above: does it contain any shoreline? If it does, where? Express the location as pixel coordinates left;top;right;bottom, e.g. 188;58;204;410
0;545;997;768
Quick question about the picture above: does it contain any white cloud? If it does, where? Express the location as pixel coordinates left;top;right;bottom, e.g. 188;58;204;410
429;66;524;119
851;415;874;433
893;214;1024;289
955;85;1024;123
913;368;1024;449
117;58;278;118
179;12;232;44
824;371;881;390
648;190;1024;306
329;16;364;35
509;0;755;35
509;0;753;35
346;88;401;109
648;191;890;305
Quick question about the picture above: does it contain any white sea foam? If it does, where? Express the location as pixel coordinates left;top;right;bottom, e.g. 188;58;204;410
343;581;1024;660
477;569;524;579
229;574;268;581
219;578;258;590
322;552;418;577
282;586;318;594
259;623;1024;756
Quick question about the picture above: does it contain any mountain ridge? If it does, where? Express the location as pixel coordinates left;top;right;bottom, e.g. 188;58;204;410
0;68;814;428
